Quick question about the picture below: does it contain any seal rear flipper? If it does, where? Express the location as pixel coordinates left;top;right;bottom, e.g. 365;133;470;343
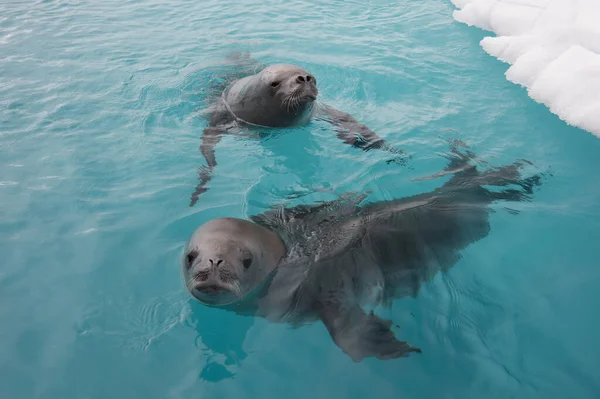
433;140;545;196
316;299;421;362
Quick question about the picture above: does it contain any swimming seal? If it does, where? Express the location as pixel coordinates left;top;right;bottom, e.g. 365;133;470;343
189;53;407;206
181;141;546;361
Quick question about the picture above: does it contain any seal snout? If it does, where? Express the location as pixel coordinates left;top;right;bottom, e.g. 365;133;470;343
303;92;317;101
295;74;314;84
190;257;238;298
293;73;318;102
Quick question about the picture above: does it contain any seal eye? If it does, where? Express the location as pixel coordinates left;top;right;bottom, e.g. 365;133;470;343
270;81;281;88
242;258;252;269
186;250;199;268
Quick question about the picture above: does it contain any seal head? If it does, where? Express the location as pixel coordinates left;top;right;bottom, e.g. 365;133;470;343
182;218;286;306
224;63;319;127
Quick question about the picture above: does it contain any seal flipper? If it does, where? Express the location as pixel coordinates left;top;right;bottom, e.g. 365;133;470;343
189;126;226;206
428;139;544;197
189;52;263;206
315;104;408;165
316;298;421;362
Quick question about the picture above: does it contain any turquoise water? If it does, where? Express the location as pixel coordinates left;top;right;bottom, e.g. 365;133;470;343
2;0;600;397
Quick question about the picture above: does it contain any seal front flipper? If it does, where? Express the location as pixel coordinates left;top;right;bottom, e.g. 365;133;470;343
316;298;421;362
315;104;409;165
189;126;226;206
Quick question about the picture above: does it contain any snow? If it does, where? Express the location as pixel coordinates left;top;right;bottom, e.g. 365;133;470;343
450;0;600;138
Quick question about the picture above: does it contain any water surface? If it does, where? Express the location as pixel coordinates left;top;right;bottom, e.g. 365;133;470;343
1;0;600;398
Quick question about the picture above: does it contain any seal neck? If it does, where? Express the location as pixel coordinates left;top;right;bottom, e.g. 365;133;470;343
212;265;279;314
221;85;276;129
221;83;316;130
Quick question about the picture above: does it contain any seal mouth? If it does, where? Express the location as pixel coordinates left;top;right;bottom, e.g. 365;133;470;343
194;283;230;295
203;285;227;295
302;86;318;102
191;282;241;306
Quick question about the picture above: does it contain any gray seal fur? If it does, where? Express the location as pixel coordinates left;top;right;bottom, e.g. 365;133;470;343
182;141;546;361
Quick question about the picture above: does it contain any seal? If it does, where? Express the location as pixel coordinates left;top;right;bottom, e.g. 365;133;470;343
189;53;407;206
181;141;547;361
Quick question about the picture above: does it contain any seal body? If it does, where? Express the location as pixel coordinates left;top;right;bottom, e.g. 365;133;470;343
183;143;546;362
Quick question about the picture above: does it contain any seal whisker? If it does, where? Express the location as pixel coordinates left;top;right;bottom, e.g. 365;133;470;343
282;94;291;113
291;91;301;114
282;87;303;114
192;270;211;283
284;95;292;113
232;280;243;298
288;91;299;113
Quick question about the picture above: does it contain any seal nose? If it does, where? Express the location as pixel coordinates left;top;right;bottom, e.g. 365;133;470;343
296;74;314;84
209;258;223;268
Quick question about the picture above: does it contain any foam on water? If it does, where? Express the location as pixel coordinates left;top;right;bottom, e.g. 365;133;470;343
450;0;600;138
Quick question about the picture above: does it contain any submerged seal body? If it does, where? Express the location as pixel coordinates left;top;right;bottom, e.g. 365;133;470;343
182;143;546;361
189;54;407;206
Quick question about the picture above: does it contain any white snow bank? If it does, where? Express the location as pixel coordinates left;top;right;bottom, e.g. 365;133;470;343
450;0;600;138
